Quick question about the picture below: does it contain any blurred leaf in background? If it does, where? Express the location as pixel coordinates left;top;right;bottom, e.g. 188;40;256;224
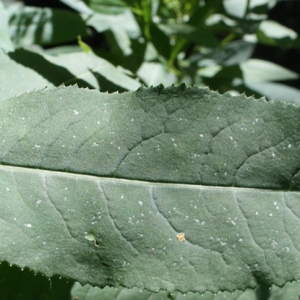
2;0;299;101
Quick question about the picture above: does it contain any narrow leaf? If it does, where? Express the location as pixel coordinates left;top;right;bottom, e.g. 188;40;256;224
241;59;299;82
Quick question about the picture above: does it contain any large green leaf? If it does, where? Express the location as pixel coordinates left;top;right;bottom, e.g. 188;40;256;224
0;85;300;294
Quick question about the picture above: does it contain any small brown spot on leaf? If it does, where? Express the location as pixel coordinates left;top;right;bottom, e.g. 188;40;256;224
176;232;185;242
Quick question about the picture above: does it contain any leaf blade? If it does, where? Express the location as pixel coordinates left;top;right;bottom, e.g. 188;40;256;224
1;85;300;293
1;165;300;293
0;85;299;190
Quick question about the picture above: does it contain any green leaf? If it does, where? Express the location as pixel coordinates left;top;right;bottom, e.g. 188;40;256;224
86;9;141;57
223;0;248;18
137;62;176;86
58;0;93;15
188;0;223;28
0;85;300;294
199;64;243;93
7;5;88;47
240;59;299;82
8;48;95;89
109;26;133;56
71;280;300;300
259;20;298;40
245;81;300;105
222;0;272;19
0;50;52;101
0;2;14;52
269;281;300;299
205;13;237;28
71;284;172;300
87;10;141;39
158;23;219;48
8;48;141;91
256;20;298;48
71;282;258;299
87;0;128;15
1;85;299;189
149;23;171;60
216;40;255;66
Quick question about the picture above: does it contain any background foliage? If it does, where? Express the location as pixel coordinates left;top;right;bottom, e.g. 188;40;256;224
0;0;300;299
1;0;300;101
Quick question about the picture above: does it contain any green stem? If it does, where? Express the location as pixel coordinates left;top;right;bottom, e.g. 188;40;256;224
130;0;151;40
141;0;151;40
169;37;186;66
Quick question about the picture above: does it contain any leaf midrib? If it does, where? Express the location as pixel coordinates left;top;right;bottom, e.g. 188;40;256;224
0;163;292;192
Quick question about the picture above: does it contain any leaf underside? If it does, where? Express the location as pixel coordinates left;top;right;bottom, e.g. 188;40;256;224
0;85;300;294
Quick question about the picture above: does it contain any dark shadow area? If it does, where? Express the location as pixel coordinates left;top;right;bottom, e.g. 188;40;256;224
255;284;271;300
90;69;127;93
121;38;147;73
0;261;73;300
23;0;72;11
204;65;244;93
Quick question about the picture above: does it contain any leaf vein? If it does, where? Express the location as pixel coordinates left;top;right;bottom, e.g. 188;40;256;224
97;182;140;255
